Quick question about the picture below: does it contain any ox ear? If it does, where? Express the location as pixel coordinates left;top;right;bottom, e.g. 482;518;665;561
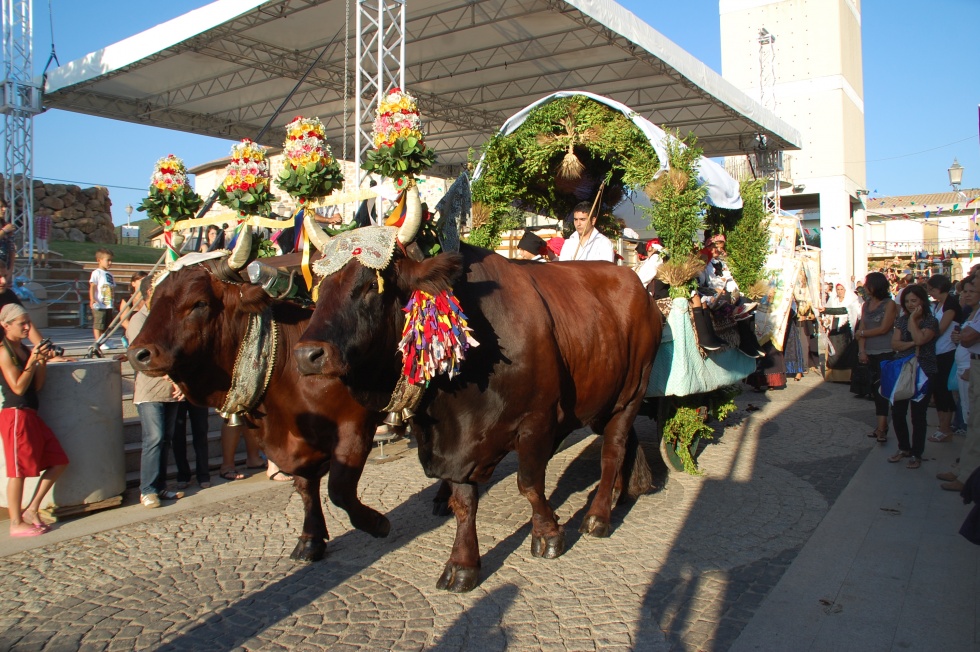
237;282;272;314
395;251;464;296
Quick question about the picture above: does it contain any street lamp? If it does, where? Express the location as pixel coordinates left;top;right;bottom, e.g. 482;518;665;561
948;158;964;193
124;203;133;226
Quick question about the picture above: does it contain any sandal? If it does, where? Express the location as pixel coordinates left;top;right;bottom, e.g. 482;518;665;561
870;428;887;443
888;450;911;463
906;456;921;470
928;431;954;443
21;509;47;528
220;469;245;481
268;470;293;482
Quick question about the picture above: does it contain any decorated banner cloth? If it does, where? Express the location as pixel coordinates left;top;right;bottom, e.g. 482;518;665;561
474;90;742;210
311;226;399;279
397;290;478;385
219;308;279;419
647;298;756;398
433;172;471;252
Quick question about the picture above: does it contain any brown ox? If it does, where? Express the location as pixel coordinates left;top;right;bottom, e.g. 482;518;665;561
294;217;663;592
127;243;389;562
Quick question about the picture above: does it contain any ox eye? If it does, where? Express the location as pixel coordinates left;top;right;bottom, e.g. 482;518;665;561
194;301;208;310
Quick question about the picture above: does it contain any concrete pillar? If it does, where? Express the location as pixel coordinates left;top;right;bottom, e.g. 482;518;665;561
0;359;124;511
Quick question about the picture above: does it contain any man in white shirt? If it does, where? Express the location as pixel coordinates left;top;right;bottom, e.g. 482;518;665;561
558;202;615;262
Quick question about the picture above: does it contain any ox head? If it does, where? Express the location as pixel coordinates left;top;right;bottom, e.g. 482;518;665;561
293;192;463;388
128;228;267;383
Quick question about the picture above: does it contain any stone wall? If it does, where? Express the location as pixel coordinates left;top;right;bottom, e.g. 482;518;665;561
0;174;115;244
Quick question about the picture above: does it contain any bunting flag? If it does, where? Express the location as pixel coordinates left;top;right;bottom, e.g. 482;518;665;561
162;229;180;263
384;189;409;228
293;207;316;291
226;221;245;249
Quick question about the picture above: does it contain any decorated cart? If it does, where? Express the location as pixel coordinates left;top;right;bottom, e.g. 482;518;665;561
470;91;773;474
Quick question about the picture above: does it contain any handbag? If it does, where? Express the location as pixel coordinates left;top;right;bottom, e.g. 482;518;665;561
879;353;922;403
849;363;872;396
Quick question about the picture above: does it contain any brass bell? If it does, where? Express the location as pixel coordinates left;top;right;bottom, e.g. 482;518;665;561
383;411;404;427
225;412;247;428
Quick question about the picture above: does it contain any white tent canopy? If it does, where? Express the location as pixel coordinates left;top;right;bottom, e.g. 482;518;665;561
41;0;800;178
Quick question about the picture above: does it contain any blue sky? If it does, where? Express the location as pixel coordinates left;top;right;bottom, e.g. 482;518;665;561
27;0;980;226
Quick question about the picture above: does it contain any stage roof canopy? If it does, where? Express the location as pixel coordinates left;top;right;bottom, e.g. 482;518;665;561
42;0;800;175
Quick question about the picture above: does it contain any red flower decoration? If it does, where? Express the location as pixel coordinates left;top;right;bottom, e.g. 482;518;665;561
353;247;362;255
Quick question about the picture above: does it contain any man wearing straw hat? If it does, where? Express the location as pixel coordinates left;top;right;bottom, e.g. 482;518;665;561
558;201;614;262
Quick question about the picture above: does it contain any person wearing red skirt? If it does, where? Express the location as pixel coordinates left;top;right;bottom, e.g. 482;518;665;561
0;303;67;537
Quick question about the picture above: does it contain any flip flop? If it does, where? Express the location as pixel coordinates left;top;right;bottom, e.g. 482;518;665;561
220;469;245;481
888;450;911;463
10;527;43;538
268;470;293;482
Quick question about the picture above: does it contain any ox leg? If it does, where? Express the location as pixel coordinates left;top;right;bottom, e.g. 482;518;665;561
290;474;328;562
432;479;453;516
516;437;565;559
436;481;481;593
327;455;391;539
580;412;635;538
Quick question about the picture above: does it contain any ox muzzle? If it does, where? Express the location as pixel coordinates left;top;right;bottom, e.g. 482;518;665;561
294;341;349;377
127;344;171;377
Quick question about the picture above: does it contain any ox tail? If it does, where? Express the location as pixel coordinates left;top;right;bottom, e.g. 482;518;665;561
622;426;663;501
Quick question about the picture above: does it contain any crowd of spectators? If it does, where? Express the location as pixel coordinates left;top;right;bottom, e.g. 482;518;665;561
849;264;980;485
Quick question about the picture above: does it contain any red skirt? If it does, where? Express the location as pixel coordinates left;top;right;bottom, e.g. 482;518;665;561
1;407;69;478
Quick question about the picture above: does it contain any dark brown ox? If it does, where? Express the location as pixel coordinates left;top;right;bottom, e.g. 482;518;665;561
128;249;389;562
295;235;662;592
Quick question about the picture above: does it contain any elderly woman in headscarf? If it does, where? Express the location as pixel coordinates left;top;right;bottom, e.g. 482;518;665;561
823;281;863;335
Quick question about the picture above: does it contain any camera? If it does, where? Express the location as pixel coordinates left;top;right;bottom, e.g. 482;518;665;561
37;338;65;357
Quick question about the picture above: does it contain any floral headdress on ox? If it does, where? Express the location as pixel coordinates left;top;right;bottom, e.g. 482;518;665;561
276;115;347;290
135;154;203;263
362;88;436;188
219;139;275;217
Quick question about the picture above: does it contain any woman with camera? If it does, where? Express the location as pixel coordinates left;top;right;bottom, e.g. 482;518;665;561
0;303;68;537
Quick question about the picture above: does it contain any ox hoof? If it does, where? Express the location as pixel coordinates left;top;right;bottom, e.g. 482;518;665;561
579;515;611;538
289;538;327;563
530;529;566;559
369;516;391;538
432;499;452;517
436;562;480;593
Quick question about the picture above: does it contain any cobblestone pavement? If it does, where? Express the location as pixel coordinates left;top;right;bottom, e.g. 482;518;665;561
0;375;874;651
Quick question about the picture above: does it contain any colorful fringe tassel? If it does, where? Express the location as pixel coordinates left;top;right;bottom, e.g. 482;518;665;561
397;290;478;385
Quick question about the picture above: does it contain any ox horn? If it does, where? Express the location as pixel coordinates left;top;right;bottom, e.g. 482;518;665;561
396;181;423;245
303;208;333;251
227;224;253;271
